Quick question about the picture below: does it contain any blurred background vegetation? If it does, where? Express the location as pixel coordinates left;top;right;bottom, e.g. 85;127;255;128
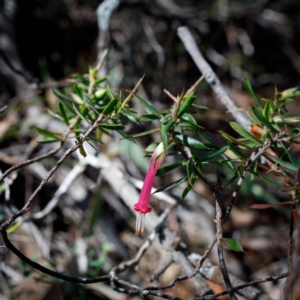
1;0;300;299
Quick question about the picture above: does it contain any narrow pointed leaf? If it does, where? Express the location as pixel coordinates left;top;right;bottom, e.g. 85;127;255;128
197;146;229;163
181;175;197;201
251;172;282;187
79;145;87;157
219;131;251;148
58;102;70;125
230;122;263;147
73;74;89;84
251;106;279;133
94;77;106;86
160;124;169;153
47;109;63;122
280;142;300;168
266;152;298;172
106;84;115;100
177;93;196;118
72;103;90;124
118;130;136;143
227;143;248;159
176;133;214;151
37;139;60;144
156;161;183;176
152;176;187;194
103;98;118;115
244;77;263;108
134;95;161;116
263;100;272;122
35;127;61;139
221;238;244;252
83;95;99;114
53;89;75;103
127;128;160;139
192;104;208;110
139;114;160;121
100;123;125;130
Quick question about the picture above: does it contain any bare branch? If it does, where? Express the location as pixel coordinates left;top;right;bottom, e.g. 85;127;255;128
177;26;250;130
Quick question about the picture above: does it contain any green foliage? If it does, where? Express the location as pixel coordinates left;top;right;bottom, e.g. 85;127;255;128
44;71;300;222
221;238;244;252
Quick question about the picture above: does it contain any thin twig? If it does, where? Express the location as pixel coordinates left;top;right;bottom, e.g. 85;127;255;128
0;106;8;114
0;146;62;183
214;171;237;300
177;26;250;130
0;229;110;284
0;113;105;230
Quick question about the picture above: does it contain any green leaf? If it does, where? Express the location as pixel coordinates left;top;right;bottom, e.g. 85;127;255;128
103;98;118;115
35;127;61;140
177;93;196;119
160;124;169;153
153;176;187;194
83;95;99;114
175;133;214;151
79;145;87;157
47;109;63;122
178;121;197;131
52;89;75;103
249;161;257;180
139;114;160;121
181;113;198;126
134;95;161;116
186;160;195;186
263;100;272;122
181;175;197;201
58;102;70;125
244;77;263;108
37;139;60;144
197;146;229;163
122;110;139;124
73;84;83;100
192;104;208;110
73;74;89;84
156;161;183;176
160;118;177;153
251;172;283;187
95;89;107;100
227;143;248;159
117;130;136;143
72;103;90;124
219;131;251;149
267;152;298;172
291;128;300;139
106;84;115;100
100;123;125;130
127;128;160;139
230;122;263;147
221;238;244;252
280;142;300;168
251;106;279;133
94;77;106;86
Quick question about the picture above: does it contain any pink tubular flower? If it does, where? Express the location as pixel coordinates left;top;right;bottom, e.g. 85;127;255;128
134;142;165;235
